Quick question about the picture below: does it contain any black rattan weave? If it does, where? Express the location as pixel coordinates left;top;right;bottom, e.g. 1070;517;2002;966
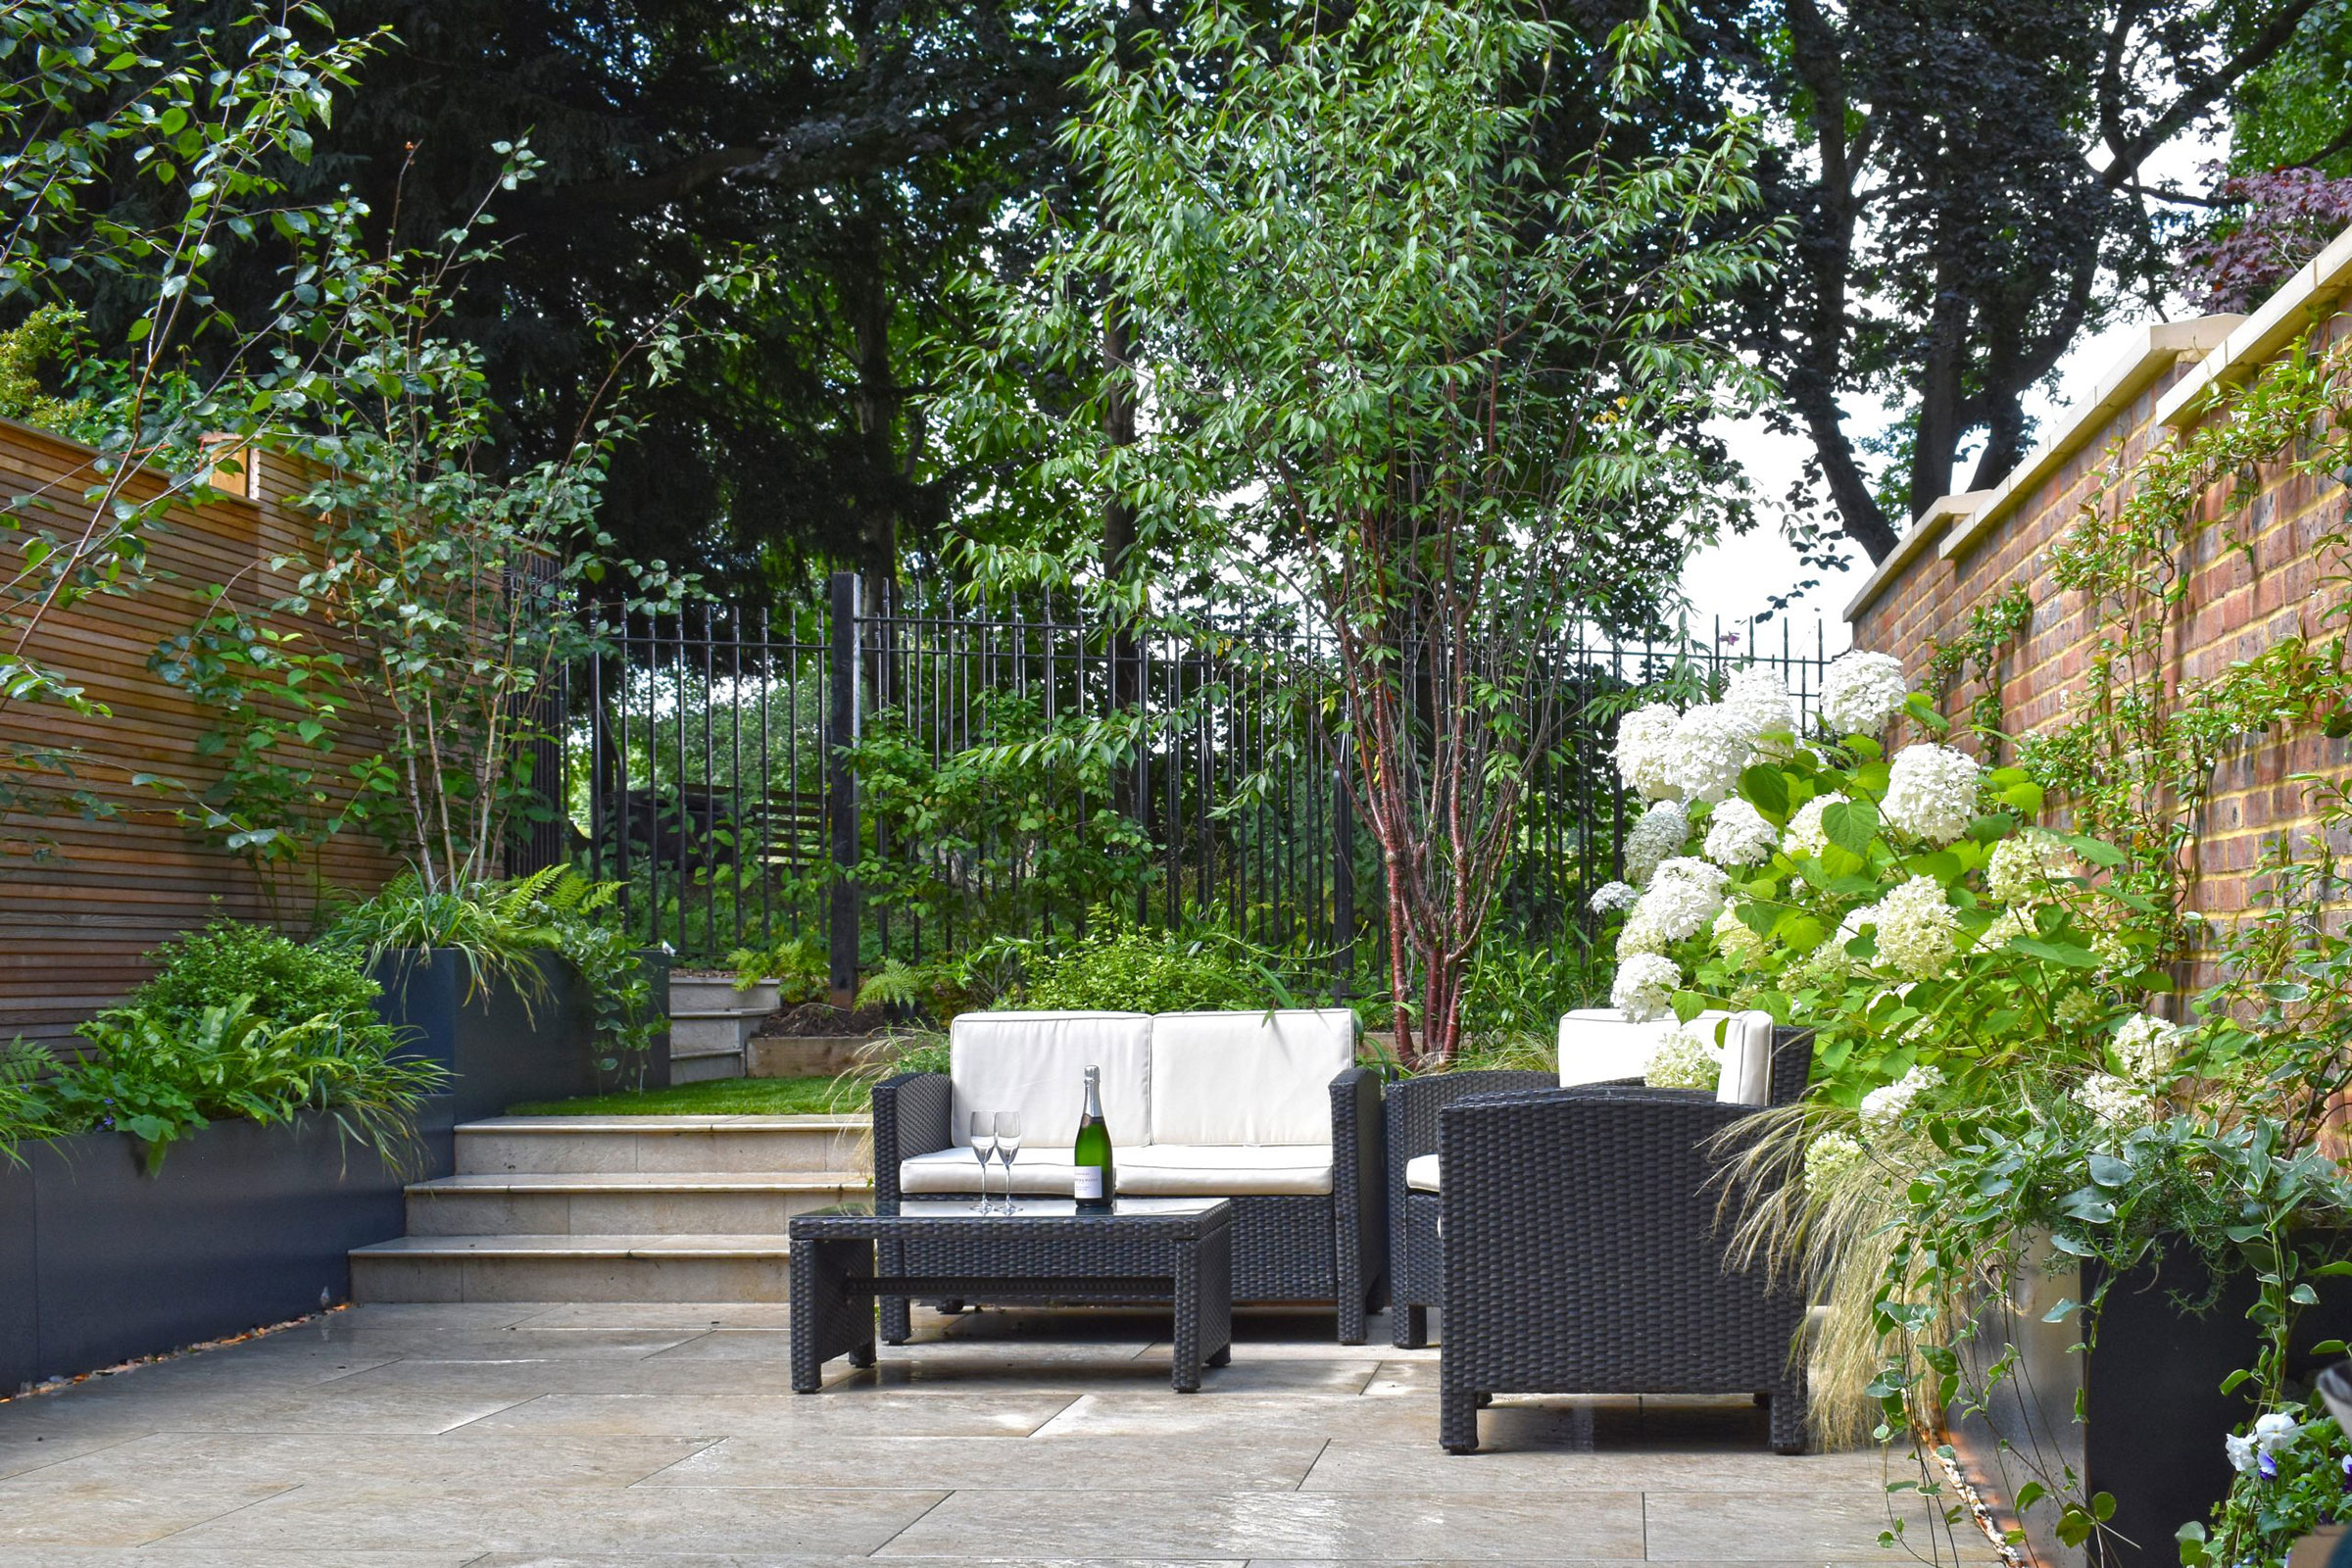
1383;1026;1816;1351
788;1198;1234;1392
1435;1086;1808;1454
869;1066;1385;1343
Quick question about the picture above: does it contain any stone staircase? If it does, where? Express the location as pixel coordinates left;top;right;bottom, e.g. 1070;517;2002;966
351;1115;870;1302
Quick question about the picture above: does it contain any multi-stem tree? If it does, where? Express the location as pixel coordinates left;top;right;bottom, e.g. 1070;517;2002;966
952;0;1782;1065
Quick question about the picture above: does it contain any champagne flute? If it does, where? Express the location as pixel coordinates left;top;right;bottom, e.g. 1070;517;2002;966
994;1112;1022;1215
968;1111;997;1213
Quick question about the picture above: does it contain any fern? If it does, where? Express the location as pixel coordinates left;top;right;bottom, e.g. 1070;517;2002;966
0;1039;59;1165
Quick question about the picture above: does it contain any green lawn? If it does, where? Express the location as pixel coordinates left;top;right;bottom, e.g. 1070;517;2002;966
507;1075;864;1117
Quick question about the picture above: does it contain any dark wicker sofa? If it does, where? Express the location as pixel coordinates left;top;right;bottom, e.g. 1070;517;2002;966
870;1018;1386;1343
1434;1084;1809;1453
1385;1020;1814;1351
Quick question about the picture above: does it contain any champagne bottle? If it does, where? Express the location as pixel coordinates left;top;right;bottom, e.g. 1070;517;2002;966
1072;1064;1114;1212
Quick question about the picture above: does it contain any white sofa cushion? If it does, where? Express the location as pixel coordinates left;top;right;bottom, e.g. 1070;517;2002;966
1404;1152;1442;1194
948;1011;1152;1149
900;1146;1077;1196
1557;1007;1673;1086
1710;1009;1778;1107
1114;1144;1334;1197
1557;1006;1778;1104
1148;1008;1354;1147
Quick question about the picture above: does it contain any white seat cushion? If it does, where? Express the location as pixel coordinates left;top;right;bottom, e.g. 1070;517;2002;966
1404;1152;1442;1194
1558;1007;1674;1086
949;1011;1152;1149
1148;1008;1354;1146
1113;1144;1333;1197
900;1146;1079;1196
1709;1009;1777;1107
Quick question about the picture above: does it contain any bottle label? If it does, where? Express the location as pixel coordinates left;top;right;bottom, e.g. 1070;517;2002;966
1072;1167;1104;1200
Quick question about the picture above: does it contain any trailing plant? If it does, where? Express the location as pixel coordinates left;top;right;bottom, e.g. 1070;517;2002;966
2022;328;2352;970
1921;583;2033;751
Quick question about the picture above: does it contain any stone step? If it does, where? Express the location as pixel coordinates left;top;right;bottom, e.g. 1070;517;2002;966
404;1171;870;1236
350;1234;793;1303
669;1042;747;1084
455;1115;870;1176
668;1012;761;1054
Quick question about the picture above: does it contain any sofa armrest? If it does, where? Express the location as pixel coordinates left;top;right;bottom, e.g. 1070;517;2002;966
870;1071;953;1206
1382;1068;1555;1205
1768;1026;1817;1106
1330;1065;1386;1314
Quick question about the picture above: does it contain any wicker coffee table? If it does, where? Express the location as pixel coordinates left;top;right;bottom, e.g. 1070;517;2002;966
788;1196;1235;1393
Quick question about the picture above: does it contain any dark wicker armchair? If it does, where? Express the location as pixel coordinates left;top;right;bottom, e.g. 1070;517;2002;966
1436;1084;1808;1453
871;1064;1387;1343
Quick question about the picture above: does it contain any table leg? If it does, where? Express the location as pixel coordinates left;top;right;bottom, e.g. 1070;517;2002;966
1171;1224;1235;1393
791;1236;877;1393
878;1239;911;1345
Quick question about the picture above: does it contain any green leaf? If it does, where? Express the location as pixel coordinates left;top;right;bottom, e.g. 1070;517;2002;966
2011;937;2102;968
1740;763;1789;816
2014;1482;2045;1513
2219;1368;2251;1395
1822;799;1878;856
2086;1153;2132;1187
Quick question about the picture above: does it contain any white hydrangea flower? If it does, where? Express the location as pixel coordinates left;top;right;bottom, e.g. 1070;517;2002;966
1613;703;1683;802
1644;1017;1723;1091
2054;989;2106;1031
1589;880;1639;914
2113;1013;2183;1084
1860;1063;1944;1133
1713;905;1766;966
1870;874;1962;980
1622;799;1690;887
1611;952;1682;1022
1785;792;1849;858
2073;1072;2154;1126
1820;650;1911;736
1630;875;1723;948
1663;703;1752;807
1884;744;1983;846
1616;905;1671;957
1985;830;2081;905
1721;665;1797;757
1803;1131;1869;1198
1703;798;1779;866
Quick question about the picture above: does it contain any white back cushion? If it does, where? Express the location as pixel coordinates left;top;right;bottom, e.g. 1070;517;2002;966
1557;1007;1673;1086
948;1011;1152;1149
1711;1009;1778;1106
1148;1008;1354;1146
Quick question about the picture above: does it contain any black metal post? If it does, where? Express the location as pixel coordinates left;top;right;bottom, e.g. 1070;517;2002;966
826;571;861;1008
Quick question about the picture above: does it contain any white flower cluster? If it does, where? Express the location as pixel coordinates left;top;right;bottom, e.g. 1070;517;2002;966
1859;1063;1944;1134
1712;905;1766;966
1610;952;1682;1022
2112;1013;2183;1084
1644;1017;1722;1091
1703;798;1779;866
1614;669;1799;807
1663;703;1754;806
2227;1413;2302;1474
1974;906;2034;953
1784;792;1848;859
1588;880;1639;915
1722;665;1797;758
1820;650;1910;736
1802;1131;1868;1198
1622;799;1690;886
1883;744;1982;846
1985;829;2080;905
2073;1072;2155;1127
1613;703;1682;803
1618;858;1729;958
1865;874;1961;980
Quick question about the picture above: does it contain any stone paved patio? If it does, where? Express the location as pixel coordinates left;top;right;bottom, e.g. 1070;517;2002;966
0;1302;1950;1565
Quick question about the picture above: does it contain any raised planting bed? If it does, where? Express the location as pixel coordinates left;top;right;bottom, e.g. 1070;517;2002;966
507;1074;858;1118
1951;1242;2352;1567
0;1111;408;1392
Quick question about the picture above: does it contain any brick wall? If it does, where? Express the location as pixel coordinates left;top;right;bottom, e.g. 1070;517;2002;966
1846;233;2352;947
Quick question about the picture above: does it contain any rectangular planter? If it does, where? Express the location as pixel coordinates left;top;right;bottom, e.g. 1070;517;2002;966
4;1111;407;1391
1953;1242;2352;1567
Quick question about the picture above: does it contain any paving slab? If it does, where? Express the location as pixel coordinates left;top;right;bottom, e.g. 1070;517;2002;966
0;1300;1928;1566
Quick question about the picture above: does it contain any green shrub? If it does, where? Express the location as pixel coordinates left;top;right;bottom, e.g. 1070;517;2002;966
1019;920;1301;1014
134;920;385;1036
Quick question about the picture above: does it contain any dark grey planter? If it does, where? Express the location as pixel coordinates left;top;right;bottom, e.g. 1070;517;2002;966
3;1111;408;1392
1953;1243;2352;1567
